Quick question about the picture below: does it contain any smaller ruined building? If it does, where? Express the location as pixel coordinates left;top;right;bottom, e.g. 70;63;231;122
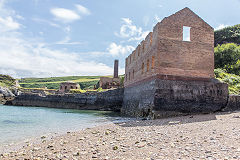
99;60;121;89
59;81;80;93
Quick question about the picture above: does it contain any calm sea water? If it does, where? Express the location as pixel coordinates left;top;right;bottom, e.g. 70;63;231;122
0;104;121;146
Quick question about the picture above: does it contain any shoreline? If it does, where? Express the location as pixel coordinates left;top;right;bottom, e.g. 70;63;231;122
0;113;133;155
1;111;240;159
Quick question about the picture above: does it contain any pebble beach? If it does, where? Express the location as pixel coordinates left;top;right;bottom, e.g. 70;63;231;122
1;111;240;160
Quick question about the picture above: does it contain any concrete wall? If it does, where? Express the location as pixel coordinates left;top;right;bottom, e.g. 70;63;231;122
8;89;124;112
124;8;214;87
122;79;229;118
223;95;240;111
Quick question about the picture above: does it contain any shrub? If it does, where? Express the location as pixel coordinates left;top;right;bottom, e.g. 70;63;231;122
215;24;240;46
214;68;240;95
214;43;240;75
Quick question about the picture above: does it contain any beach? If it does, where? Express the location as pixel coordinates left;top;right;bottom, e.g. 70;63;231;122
1;111;240;160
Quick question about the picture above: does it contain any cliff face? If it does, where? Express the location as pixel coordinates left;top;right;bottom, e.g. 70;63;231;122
7;89;124;112
0;86;15;104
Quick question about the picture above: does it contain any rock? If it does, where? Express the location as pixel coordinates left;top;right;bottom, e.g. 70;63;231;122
0;86;15;103
168;121;180;125
32;147;41;151
73;152;80;156
113;146;118;150
92;155;98;158
233;115;240;118
135;142;146;148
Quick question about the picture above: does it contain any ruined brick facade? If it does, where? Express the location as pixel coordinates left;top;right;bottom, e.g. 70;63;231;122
124;7;214;87
59;81;80;93
122;8;229;118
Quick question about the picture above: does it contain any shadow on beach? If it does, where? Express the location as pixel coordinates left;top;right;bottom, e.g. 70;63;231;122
114;110;240;128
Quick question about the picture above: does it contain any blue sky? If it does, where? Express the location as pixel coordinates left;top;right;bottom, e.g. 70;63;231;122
0;0;240;78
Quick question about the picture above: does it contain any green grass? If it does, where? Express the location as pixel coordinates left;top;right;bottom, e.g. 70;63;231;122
18;76;116;90
0;74;16;88
19;76;102;83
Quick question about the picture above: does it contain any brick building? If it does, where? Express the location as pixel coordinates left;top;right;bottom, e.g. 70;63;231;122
122;8;229;118
125;7;214;87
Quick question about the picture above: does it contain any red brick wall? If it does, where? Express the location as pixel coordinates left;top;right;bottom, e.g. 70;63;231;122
124;8;214;87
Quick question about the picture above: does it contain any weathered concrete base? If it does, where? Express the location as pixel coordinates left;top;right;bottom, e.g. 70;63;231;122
122;78;229;119
222;95;240;112
7;89;123;112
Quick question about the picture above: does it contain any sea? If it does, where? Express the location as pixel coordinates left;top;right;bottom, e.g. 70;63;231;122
0;104;123;146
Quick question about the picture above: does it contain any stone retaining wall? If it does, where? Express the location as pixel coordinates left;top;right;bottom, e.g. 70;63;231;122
7;89;123;112
223;95;240;112
122;78;229;118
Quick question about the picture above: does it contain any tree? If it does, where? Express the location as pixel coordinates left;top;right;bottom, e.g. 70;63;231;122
214;43;240;75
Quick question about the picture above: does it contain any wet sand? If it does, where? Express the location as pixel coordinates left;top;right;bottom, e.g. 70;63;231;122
1;111;240;160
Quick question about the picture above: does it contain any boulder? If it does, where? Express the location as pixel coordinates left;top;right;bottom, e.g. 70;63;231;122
0;86;15;103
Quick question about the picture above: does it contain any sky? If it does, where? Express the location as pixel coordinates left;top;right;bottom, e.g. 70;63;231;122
0;0;240;78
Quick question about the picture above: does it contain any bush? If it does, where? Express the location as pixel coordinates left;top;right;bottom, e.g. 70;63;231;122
214;43;240;75
215;24;240;46
214;68;240;95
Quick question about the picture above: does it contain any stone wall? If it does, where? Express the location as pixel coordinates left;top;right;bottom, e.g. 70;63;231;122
124;7;214;87
122;78;229;118
8;89;124;112
223;95;240;112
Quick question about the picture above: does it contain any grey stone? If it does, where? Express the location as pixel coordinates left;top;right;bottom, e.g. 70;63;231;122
122;78;229;119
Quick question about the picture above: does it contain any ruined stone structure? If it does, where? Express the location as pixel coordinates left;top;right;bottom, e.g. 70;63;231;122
122;8;229;118
99;60;121;89
9;89;124;112
59;81;80;93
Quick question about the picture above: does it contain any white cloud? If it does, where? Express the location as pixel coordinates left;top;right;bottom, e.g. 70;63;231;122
0;16;20;31
128;31;149;41
215;24;229;30
55;36;85;45
115;18;149;42
155;15;161;22
75;4;91;15
50;8;80;23
0;2;121;78
0;1;21;32
107;43;134;56
0;34;115;78
32;18;61;28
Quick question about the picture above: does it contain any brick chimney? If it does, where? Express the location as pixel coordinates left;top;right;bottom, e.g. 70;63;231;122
114;59;119;78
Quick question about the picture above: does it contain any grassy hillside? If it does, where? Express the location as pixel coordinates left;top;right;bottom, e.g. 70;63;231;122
19;76;110;90
0;74;16;88
215;24;240;47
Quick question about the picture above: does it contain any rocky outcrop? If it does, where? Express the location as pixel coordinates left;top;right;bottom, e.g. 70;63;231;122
0;86;15;104
7;89;124;112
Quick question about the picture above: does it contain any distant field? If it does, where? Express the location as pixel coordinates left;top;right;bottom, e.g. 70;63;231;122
19;76;112;90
